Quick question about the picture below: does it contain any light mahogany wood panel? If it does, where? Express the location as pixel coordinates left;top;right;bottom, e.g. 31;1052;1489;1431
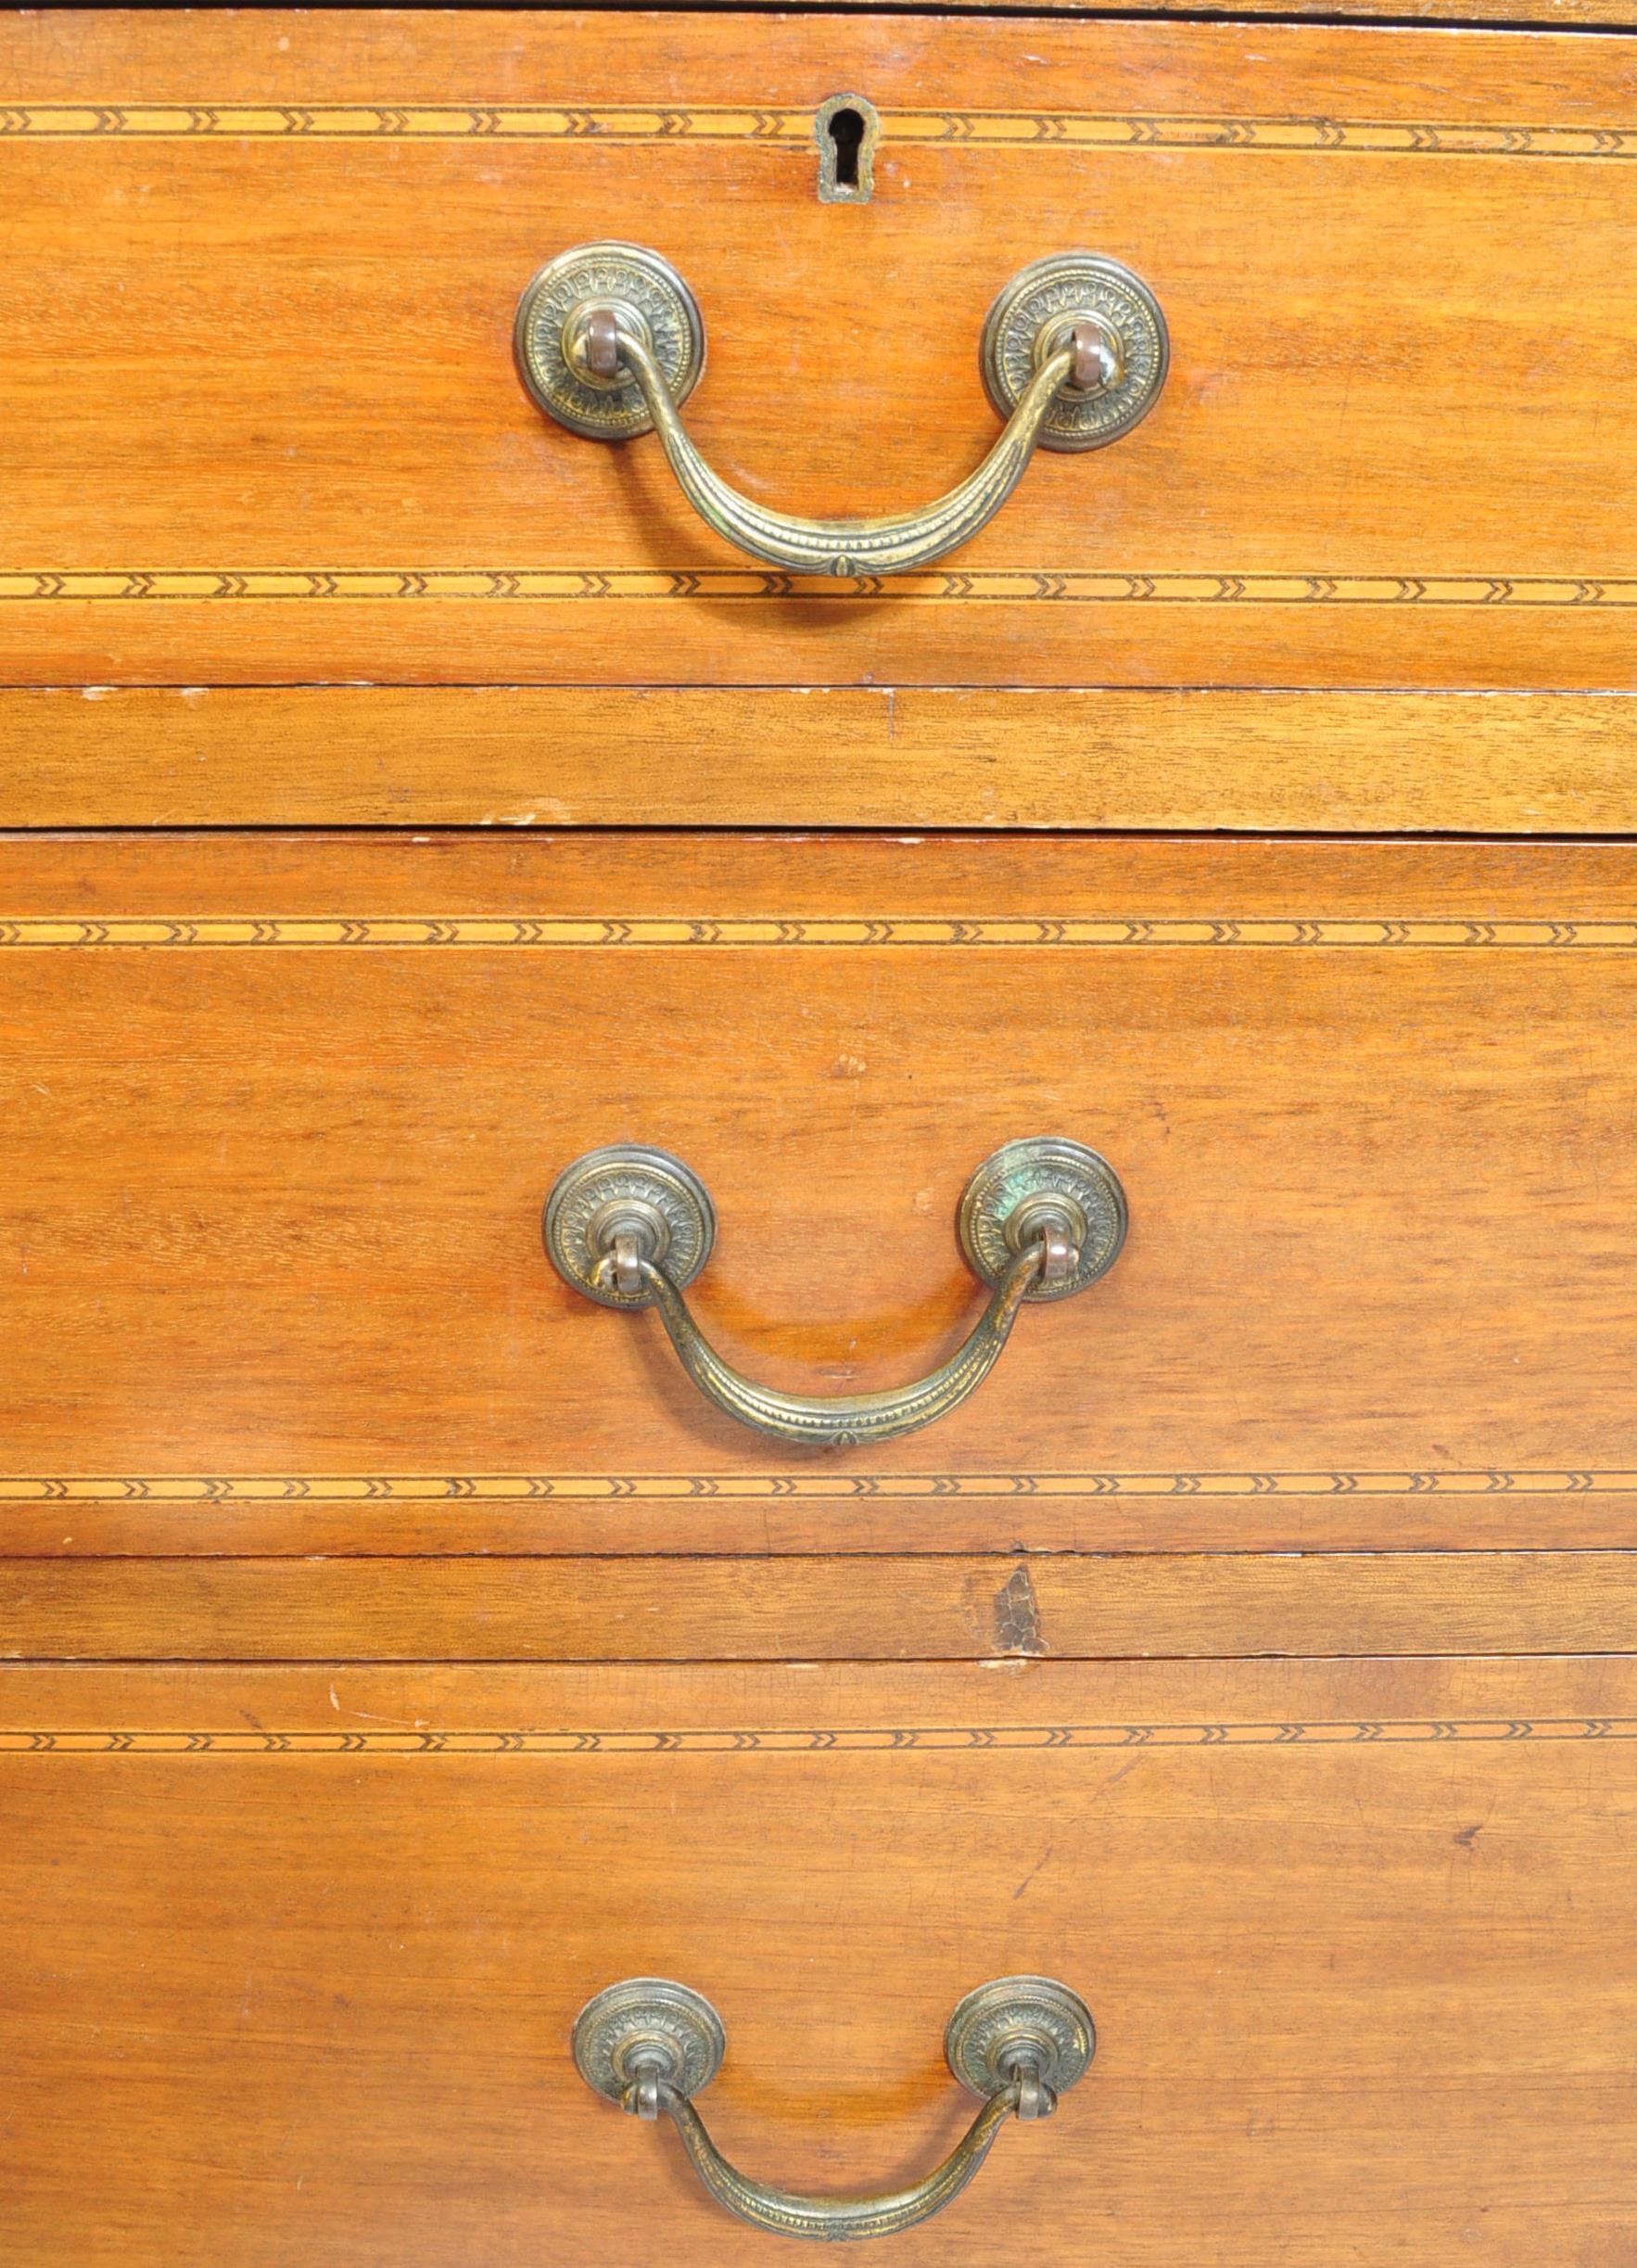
3;1552;1633;1662
3;13;1635;689
933;0;1637;15
8;3;1637;73
2;1658;1634;2266
9;686;1637;834
1067;0;1637;13
2;833;1634;1556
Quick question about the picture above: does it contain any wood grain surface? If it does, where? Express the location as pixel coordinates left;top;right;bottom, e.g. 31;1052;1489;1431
3;1656;1633;2266
9;685;1637;835
3;832;1633;1557
4;11;1636;690
3;1551;1633;1661
886;0;1637;15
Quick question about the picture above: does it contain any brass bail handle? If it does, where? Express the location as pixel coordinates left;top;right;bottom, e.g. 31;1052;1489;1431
543;1137;1128;1449
573;1976;1097;2243
515;244;1169;576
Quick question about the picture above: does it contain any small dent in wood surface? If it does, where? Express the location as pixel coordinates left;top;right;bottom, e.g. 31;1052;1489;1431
993;1563;1047;1658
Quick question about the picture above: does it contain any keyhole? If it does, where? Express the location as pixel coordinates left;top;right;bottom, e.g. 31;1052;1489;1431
815;94;879;204
828;107;865;189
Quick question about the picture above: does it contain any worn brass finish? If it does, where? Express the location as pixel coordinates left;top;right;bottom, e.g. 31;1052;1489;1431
630;1241;1047;1447
515;244;1169;574
599;323;1072;578
514;242;704;441
814;94;880;205
957;1135;1128;1303
573;1978;727;2109
572;1975;1095;2243
979;252;1170;452
542;1143;717;1310
542;1138;1127;1446
943;1977;1098;2110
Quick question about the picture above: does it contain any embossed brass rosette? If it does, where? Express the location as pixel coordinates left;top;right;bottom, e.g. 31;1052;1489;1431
573;1978;726;2108
944;1975;1098;2106
514;242;704;440
542;1142;716;1310
957;1135;1128;1302
979;252;1170;452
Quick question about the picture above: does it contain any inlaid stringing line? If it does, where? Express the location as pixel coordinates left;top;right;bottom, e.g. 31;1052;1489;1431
2;105;1634;160
3;571;1634;607
1;919;1634;950
2;1470;1633;1502
1;1719;1632;1755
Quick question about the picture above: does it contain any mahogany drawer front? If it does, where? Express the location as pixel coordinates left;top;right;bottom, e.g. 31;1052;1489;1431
2;1657;1632;2265
3;830;1634;1557
4;8;1636;726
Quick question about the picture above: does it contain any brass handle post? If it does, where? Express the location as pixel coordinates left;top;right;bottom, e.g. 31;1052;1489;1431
517;244;1168;577
573;1976;1096;2243
543;1138;1127;1449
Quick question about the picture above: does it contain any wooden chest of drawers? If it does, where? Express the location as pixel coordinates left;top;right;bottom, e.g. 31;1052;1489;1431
2;9;1632;2263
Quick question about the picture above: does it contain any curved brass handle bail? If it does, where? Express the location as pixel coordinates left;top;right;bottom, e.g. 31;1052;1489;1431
515;244;1169;578
633;1240;1046;1448
573;1976;1096;2244
615;325;1078;578
543;1138;1128;1449
658;2080;1016;2242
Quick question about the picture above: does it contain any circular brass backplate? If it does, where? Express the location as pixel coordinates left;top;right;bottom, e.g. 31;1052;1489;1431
945;1976;1097;2100
514;241;704;440
573;1979;726;2104
958;1136;1128;1303
980;253;1169;452
543;1143;717;1309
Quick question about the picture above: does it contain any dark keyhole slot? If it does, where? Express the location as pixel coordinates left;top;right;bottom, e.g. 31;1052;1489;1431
827;107;866;189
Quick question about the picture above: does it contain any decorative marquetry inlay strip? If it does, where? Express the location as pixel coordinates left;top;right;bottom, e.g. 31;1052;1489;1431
1;1471;1631;1503
3;105;1634;160
0;1719;1631;1755
2;919;1635;950
3;570;1634;608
